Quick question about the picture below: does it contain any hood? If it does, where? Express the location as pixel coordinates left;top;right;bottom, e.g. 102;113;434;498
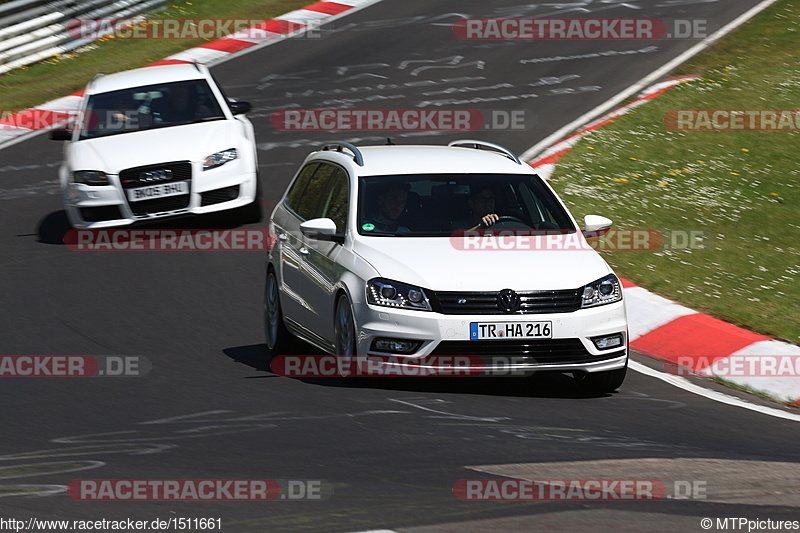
352;234;612;291
67;120;243;173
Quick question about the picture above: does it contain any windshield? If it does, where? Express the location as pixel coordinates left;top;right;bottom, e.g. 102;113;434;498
79;79;225;139
357;173;576;237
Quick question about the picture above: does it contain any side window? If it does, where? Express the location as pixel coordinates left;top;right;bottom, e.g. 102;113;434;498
284;163;319;218
297;163;336;220
321;168;349;232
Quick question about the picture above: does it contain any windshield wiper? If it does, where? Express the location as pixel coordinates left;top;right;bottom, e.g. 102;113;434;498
188;116;225;124
365;231;406;236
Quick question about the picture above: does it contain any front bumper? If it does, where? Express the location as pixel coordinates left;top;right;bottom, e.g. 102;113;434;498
353;299;628;375
63;161;257;229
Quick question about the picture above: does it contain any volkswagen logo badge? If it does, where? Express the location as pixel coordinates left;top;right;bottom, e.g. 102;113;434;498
497;289;521;313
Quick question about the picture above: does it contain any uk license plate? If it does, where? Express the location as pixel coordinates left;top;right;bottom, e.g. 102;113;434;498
470;321;552;340
127;181;189;202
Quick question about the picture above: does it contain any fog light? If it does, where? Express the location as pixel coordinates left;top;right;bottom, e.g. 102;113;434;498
591;333;624;350
371;338;421;354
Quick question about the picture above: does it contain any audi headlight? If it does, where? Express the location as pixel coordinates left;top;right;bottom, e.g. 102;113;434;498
203;148;237;171
72;170;109;186
581;274;622;308
367;279;432;311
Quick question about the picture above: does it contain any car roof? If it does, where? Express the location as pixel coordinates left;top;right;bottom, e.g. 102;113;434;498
329;145;536;177
87;63;208;95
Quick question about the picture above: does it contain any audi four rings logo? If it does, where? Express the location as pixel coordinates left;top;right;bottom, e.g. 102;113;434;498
497;289;521;313
138;169;173;183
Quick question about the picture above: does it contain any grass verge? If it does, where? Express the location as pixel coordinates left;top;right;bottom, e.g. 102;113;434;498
0;0;311;111
549;0;799;344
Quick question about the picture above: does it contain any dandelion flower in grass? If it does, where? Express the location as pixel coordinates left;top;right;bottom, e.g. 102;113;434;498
731;172;739;176
770;193;779;196
597;178;606;182
741;148;750;152
619;178;629;182
696;160;704;163
631;174;640;178
629;157;638;160
588;146;594;150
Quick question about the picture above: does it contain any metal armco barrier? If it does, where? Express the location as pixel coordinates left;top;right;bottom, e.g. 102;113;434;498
0;0;168;75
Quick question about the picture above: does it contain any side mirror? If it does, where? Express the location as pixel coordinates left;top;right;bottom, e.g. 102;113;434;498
229;101;252;115
50;129;72;141
300;218;344;244
582;215;612;238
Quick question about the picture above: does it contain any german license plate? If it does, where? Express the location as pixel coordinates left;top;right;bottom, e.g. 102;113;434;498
470;321;552;340
127;181;189;202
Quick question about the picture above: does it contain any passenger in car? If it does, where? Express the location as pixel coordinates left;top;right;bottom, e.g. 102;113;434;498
451;185;500;230
364;183;411;233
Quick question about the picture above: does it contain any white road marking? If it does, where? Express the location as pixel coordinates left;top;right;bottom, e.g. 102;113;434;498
630;361;800;422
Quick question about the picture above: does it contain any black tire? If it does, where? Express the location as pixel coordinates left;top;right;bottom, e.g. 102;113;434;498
238;176;263;225
334;293;357;377
575;359;627;393
264;268;292;355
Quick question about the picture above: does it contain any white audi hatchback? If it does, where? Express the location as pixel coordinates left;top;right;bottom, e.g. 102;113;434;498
265;140;628;391
52;62;260;228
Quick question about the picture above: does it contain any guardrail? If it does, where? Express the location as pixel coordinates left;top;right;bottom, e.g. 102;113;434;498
0;0;169;76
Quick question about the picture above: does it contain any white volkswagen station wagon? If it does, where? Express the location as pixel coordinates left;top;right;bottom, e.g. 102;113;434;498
265;141;628;391
51;62;260;228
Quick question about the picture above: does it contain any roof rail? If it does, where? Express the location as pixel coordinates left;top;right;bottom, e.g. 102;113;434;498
85;72;105;92
320;141;364;166
447;140;522;165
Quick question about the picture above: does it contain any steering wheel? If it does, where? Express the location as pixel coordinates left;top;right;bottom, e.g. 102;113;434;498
482;215;531;230
492;215;527;225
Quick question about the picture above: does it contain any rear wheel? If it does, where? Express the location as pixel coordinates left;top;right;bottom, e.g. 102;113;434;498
264;268;292;355
574;359;627;393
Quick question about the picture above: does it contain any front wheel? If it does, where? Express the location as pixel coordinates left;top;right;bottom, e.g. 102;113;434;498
574;360;627;393
334;294;357;377
237;176;263;225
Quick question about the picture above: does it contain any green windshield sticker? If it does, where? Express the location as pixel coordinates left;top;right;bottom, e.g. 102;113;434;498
362;223;375;231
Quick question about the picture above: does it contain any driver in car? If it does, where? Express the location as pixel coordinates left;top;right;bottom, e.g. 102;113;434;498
364;183;411;233
452;185;500;230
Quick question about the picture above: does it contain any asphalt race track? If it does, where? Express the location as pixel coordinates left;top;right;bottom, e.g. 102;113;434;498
2;1;799;531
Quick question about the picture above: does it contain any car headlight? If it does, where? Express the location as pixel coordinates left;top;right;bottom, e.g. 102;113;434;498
72;170;109;186
203;148;237;171
581;274;622;308
367;278;432;311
